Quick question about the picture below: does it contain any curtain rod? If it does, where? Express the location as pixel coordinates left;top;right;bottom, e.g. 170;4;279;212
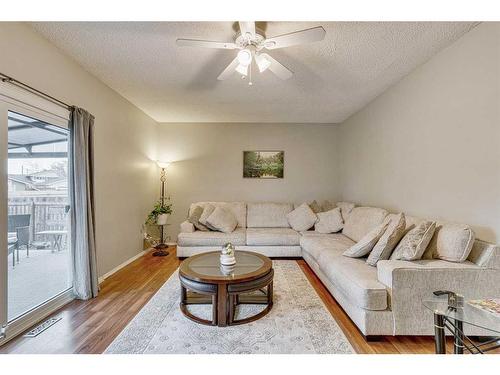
0;72;73;111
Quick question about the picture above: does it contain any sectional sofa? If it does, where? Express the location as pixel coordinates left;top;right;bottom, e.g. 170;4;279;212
178;202;500;338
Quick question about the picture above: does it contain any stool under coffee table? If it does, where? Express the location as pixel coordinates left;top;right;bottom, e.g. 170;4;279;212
179;250;274;327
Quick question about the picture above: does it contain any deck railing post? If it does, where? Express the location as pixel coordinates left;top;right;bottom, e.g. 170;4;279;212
30;200;36;242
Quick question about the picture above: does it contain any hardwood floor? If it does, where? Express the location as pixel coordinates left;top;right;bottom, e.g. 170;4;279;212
0;248;495;354
0;247;181;354
298;260;440;354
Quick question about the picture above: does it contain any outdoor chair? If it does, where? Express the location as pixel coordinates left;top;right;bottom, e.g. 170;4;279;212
8;237;18;267
7;214;31;233
16;226;31;258
7;214;32;267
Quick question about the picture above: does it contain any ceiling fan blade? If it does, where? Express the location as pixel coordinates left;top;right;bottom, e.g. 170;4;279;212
217;57;240;80
239;21;256;38
260;53;293;80
176;38;238;50
263;26;326;50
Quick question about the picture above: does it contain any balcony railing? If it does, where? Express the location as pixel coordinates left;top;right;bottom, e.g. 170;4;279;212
8;196;69;244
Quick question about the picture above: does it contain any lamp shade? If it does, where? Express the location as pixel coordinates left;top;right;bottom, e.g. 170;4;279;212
235;64;248;76
156;161;170;169
255;53;271;73
237;49;252;66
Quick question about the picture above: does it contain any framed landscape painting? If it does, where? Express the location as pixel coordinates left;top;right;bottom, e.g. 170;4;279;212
243;151;284;179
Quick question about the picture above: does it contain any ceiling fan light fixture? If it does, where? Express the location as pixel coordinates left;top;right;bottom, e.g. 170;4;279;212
235;63;248;76
255;54;271;73
237;48;252;66
177;22;325;83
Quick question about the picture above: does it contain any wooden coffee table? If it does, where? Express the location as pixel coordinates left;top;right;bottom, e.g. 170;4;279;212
179;251;274;327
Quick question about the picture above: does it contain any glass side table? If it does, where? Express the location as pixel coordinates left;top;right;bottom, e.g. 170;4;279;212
423;297;500;354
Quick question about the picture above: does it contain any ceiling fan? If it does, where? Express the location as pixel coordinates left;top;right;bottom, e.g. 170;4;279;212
176;22;326;84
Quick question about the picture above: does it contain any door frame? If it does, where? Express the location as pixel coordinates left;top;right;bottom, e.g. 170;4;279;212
0;82;74;346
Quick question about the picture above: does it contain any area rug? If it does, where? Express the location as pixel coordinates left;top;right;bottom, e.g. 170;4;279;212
105;260;354;354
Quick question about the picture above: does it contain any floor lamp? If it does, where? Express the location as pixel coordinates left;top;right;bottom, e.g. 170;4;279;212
153;161;170;257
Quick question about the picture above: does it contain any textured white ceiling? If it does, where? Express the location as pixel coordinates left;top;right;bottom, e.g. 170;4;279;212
30;22;476;123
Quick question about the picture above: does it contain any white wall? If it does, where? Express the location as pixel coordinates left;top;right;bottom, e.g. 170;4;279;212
156;123;340;240
339;23;500;243
0;23;158;276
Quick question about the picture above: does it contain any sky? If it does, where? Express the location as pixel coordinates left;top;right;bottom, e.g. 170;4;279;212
8;142;68;175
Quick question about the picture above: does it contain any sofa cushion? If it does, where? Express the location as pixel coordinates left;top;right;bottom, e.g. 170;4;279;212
423;222;475;262
188;206;209;231
336;202;355;221
300;233;355;262
246;228;300;246
189;202;246;228
178;228;246;247
206;207;238;233
343;222;389;258
391;221;436;261
300;230;332;237
315;207;343;234
342;207;388;242
402;215;422;230
247;202;294;228
321;200;336;212
180;220;195;233
318;251;388;311
309;200;322;214
287;203;317;231
367;213;406;266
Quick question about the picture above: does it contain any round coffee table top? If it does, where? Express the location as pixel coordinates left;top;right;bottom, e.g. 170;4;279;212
179;250;272;284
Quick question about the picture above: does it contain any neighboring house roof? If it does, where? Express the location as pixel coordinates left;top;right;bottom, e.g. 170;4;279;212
45;179;68;189
29;170;60;179
8;173;67;188
9;175;32;185
7;175;40;191
8;168;67;192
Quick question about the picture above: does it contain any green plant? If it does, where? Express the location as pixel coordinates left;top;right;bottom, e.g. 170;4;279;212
145;199;173;225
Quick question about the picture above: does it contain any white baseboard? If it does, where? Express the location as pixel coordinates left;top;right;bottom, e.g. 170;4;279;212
98;249;149;284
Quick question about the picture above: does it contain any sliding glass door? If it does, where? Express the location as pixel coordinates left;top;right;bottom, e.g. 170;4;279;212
0;84;74;344
7;111;72;321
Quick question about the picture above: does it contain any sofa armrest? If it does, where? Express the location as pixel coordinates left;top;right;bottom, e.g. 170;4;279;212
377;259;480;288
377;259;500;335
180;220;195;233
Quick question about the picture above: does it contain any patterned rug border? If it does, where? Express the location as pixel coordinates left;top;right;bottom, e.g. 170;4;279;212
105;260;355;354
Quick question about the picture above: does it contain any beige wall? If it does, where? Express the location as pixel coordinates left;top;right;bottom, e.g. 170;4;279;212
339;23;500;243
156;123;340;240
0;23;158;276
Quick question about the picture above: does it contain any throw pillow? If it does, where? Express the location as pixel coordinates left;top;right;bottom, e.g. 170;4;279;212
309;200;322;214
391;221;437;261
366;213;406;266
321;200;336;212
206;207;238;234
188;206;209;231
343;222;389;258
199;204;215;225
287;203;318;231
336;202;355;221
315;207;344;234
422;223;475;262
